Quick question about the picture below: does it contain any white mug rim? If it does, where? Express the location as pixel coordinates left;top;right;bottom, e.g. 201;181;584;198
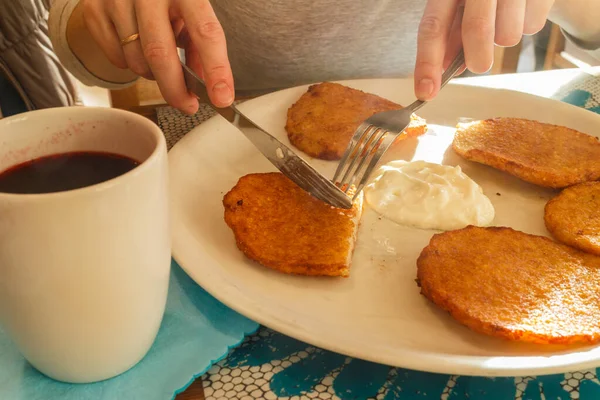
0;106;165;202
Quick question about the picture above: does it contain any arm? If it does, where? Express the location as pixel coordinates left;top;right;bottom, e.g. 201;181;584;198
548;0;600;49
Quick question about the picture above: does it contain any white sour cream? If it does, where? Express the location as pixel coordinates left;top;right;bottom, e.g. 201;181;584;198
364;160;495;231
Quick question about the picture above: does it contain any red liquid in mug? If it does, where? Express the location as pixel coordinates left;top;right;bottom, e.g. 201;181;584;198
0;151;140;194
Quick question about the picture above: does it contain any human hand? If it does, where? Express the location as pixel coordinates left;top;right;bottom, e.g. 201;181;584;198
81;0;234;113
414;0;554;101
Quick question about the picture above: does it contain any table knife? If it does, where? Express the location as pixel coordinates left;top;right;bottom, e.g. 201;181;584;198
181;62;352;209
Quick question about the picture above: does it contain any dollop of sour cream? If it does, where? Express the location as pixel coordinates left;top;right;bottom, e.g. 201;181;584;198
364;160;495;231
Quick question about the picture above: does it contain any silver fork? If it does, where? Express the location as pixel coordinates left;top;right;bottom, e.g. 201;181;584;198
332;49;465;200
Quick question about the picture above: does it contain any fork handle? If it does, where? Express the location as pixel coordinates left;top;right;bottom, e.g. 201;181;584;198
407;48;465;114
441;49;465;89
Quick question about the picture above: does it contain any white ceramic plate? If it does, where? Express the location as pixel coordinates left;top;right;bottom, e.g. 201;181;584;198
169;79;600;377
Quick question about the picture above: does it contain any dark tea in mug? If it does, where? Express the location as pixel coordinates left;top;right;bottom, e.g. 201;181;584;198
0;151;139;194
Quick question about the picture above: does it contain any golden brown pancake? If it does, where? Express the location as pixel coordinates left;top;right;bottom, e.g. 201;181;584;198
452;117;600;188
223;172;363;277
285;82;427;160
417;225;600;345
545;182;600;256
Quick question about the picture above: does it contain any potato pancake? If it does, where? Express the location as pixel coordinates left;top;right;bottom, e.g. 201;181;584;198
545;182;600;255
452;117;600;188
285;82;427;160
223;172;363;277
417;225;600;345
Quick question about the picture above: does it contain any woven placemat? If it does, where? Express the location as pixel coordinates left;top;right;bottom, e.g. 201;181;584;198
157;104;216;150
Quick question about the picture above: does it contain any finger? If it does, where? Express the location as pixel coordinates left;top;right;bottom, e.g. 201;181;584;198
185;43;205;80
178;0;234;107
109;0;153;79
414;0;460;101
81;0;127;69
172;18;187;45
495;0;525;46
135;0;198;114
462;0;497;74
524;0;552;35
175;28;205;79
443;6;465;70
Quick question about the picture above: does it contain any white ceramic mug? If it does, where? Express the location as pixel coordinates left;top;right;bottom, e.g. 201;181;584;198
0;107;171;383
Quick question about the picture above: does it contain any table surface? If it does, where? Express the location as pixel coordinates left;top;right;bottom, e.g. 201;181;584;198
126;67;595;400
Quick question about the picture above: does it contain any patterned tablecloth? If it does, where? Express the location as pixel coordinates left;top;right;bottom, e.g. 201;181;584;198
158;70;600;400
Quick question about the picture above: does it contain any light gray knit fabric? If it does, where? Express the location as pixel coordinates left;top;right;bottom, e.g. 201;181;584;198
210;0;426;95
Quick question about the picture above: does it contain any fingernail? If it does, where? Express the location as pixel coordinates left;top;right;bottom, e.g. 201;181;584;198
212;82;234;107
417;78;434;100
186;102;198;114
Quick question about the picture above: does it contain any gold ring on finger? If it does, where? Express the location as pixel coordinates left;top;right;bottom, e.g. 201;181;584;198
120;33;140;46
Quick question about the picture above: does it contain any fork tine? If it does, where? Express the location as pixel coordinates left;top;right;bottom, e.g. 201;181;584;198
343;128;387;192
337;125;379;191
352;134;396;201
283;164;351;208
333;122;370;182
333;50;465;201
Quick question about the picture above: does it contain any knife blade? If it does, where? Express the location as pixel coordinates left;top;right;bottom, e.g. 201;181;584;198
181;61;352;209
